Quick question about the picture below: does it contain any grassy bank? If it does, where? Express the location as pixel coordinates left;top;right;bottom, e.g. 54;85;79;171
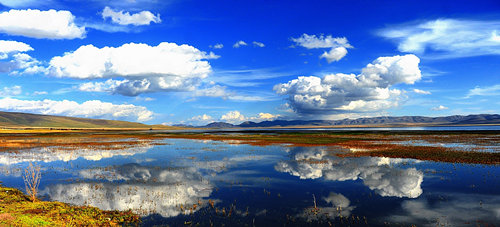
0;185;139;226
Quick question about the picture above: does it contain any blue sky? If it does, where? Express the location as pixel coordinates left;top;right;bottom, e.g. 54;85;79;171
0;0;499;125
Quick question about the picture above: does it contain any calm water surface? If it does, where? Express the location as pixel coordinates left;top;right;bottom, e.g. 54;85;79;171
0;137;499;226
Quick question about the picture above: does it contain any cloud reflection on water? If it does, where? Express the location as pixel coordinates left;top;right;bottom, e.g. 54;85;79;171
0;144;153;165
44;163;212;217
275;146;423;198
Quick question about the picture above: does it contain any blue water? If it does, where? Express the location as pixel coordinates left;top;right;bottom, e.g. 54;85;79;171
0;136;498;226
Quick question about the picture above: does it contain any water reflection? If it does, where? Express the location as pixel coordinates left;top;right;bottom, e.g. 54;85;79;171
275;146;423;198
0;143;153;164
388;193;500;226
297;192;355;221
44;163;212;217
0;136;497;226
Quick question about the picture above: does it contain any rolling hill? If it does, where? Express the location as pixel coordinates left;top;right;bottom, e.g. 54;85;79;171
0;111;161;129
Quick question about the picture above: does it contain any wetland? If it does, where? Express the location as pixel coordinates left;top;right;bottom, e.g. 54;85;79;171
0;130;499;226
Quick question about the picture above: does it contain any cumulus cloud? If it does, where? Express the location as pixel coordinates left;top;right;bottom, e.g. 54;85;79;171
0;40;43;74
320;46;347;63
102;6;161;26
49;42;216;96
221;110;246;124
430;105;448;111
255;113;280;121
0;9;85;39
210;43;224;49
0;40;33;57
379;19;500;58
0;97;154;121
275;147;423;198
466;84;500;97
0;85;21;96
189;114;214;125
274;54;421;115
45;164;212;217
252;41;265;47
233;40;248;48
413;88;431;95
291;34;353;63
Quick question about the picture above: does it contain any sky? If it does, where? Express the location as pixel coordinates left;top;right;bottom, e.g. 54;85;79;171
0;0;499;126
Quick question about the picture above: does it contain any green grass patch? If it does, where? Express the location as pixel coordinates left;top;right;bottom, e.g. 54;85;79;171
0;185;139;226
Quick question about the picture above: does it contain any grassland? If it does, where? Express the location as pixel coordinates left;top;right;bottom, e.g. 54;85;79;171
0;185;139;226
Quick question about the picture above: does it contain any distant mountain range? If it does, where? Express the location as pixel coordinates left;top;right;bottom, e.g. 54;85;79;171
202;114;500;128
0;111;498;129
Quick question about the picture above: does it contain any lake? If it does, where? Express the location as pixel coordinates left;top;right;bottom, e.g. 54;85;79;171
0;132;498;226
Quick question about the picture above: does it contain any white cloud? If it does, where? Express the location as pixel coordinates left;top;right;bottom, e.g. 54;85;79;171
431;105;448;111
274;54;421;116
221;110;246;124
379;19;500;58
189;111;279;125
0;9;85;39
0;40;33;56
255;113;279;121
210;43;224;49
101;6;161;26
233;40;248;48
275;147;423;198
252;41;265;47
49;42;215;96
320;46;347;63
291;34;353;63
291;34;352;49
0;85;21;96
189;114;214;125
466;84;500;97
9;53;44;74
0;97;154;121
413;88;431;95
0;40;43;74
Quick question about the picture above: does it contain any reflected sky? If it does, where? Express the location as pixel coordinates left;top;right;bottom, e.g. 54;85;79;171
275;146;423;198
0;137;498;226
44;164;212;217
